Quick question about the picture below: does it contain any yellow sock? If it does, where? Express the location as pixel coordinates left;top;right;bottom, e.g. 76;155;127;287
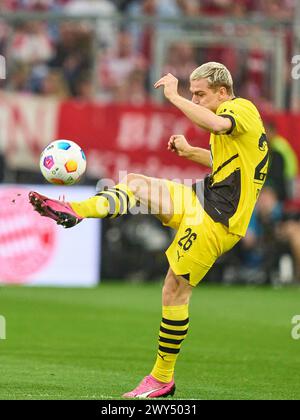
70;183;137;219
151;304;189;383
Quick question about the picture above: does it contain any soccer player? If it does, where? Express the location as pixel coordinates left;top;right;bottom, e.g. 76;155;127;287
29;62;269;398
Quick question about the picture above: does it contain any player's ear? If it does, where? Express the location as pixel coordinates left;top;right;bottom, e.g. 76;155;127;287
218;86;227;99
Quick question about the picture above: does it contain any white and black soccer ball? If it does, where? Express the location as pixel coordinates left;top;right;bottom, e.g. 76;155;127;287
40;140;87;185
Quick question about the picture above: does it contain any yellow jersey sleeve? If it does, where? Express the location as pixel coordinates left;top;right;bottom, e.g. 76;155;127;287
217;99;250;136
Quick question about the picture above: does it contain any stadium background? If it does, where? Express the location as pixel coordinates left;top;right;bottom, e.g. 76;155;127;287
1;0;300;401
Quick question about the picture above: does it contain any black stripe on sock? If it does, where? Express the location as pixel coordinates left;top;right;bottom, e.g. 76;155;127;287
160;326;188;336
159;336;184;345
159;345;180;354
96;192;117;218
162;318;189;327
114;187;141;208
112;187;131;210
106;189;126;215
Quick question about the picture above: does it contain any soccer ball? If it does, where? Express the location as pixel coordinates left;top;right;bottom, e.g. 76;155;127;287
40;140;87;185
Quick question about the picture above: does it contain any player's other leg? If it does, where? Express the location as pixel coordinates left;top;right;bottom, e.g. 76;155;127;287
123;268;193;398
123;183;241;399
29;174;174;228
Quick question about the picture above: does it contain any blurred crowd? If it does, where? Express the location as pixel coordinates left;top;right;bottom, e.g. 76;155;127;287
0;0;295;17
0;0;297;109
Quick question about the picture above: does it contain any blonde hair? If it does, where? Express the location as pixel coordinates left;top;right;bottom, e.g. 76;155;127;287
190;62;234;95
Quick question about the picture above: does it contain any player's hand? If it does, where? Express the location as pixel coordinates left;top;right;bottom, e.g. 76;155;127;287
154;73;179;101
168;135;192;157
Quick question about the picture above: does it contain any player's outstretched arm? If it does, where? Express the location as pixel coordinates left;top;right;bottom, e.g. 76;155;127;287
154;73;232;134
168;135;212;168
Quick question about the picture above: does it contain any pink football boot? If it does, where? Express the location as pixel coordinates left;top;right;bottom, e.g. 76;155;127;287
29;191;83;228
123;375;175;399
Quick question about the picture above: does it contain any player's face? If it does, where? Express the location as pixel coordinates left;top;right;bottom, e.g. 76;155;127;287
190;79;226;113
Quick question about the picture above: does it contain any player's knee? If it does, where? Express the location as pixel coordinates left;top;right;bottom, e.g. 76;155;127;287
122;173;150;197
123;173;139;183
162;270;192;306
163;285;178;306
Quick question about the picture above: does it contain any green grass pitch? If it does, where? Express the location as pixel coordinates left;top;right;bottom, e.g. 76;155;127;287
0;282;300;400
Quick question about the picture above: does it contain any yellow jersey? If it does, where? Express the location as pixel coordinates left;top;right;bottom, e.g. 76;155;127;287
198;97;269;237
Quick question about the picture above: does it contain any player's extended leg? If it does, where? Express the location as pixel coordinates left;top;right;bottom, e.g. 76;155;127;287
29;173;174;228
123;268;193;398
